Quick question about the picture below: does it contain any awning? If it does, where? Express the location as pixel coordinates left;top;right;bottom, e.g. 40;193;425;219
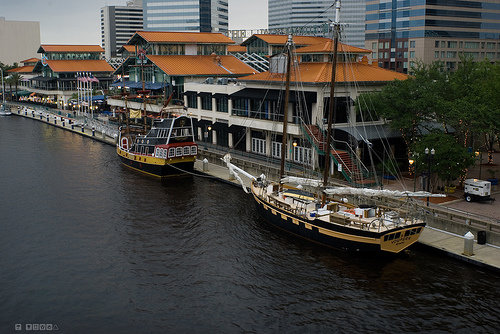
334;124;400;142
110;80;168;90
80;95;106;102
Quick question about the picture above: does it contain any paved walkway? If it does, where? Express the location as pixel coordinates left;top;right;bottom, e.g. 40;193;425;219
11;104;500;272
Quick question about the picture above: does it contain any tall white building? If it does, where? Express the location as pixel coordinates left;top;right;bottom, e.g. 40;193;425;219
268;0;365;48
101;0;144;60
0;17;40;65
142;0;228;33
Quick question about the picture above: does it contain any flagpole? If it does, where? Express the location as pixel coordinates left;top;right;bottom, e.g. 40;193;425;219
76;72;80;117
89;72;93;119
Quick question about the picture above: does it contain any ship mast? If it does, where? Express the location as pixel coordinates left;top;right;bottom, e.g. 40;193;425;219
279;35;294;191
322;0;341;205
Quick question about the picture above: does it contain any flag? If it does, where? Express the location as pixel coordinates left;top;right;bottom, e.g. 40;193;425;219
129;109;141;119
90;76;99;83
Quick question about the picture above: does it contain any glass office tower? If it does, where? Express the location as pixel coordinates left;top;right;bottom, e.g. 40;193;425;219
143;0;228;33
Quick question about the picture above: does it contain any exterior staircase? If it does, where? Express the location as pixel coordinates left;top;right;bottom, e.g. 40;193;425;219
302;123;377;186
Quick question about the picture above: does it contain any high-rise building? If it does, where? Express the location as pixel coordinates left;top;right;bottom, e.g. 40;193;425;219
268;0;366;48
101;0;144;60
142;0;228;33
365;0;500;73
0;17;40;66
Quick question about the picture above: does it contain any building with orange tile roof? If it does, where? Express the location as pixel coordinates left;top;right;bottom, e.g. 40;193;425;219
24;44;114;110
227;45;247;54
241;34;332;56
182;40;408;171
107;31;254;111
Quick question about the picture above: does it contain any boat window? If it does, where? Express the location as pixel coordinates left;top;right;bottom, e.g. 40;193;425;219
191;146;197;155
176;147;183;156
168;148;175;158
416;227;422;233
395;232;401;239
162;149;167;158
405;230;411;237
145;147;149;155
183;146;190;155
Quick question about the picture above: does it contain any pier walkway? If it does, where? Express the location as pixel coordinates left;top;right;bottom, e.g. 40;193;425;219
9;104;500;273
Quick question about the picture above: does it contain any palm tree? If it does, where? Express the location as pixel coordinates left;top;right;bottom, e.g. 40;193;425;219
10;73;23;100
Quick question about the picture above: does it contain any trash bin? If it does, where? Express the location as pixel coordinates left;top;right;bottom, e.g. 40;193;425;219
477;231;486;245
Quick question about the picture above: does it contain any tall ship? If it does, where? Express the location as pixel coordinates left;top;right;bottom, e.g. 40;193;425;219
117;105;198;177
223;1;443;254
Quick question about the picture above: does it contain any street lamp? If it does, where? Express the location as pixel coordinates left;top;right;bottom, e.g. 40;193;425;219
475;151;482;179
425;147;435;206
409;157;415;192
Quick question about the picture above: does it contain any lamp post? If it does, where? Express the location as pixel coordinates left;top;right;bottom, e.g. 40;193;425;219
409;157;415;192
475;151;482;179
425;147;435;206
288;141;297;171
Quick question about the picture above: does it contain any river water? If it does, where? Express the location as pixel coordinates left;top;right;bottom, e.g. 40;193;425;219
1;116;499;333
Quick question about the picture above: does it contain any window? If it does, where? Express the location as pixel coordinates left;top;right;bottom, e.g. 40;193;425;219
293;146;312;165
441;41;446;47
486;42;496;49
168;148;175;157
378;42;384;49
187;94;197;108
403;51;408;58
447;51;456;58
251;138;266;155
464;42;480;49
271;142;281;159
441;51;446;58
372;52;377;59
410;51;415;58
183;146;190;156
435;51;440;58
201;95;212;110
176;147;183;156
448;41;457;48
372;42;377;49
410;40;415;48
384;41;390;48
435;41;440;48
486;52;495;59
216;96;228;113
459;41;463;48
397;41;403;48
379;51;384;59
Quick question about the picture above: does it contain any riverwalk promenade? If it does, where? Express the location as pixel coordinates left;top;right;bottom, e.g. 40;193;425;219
8;104;500;273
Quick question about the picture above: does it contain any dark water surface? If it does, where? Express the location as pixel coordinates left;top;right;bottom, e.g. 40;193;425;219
1;117;499;333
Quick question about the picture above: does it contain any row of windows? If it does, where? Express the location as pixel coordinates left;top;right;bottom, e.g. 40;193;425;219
434;40;498;49
367;31;500;40
435;51;500;59
154;146;197;159
45;53;101;60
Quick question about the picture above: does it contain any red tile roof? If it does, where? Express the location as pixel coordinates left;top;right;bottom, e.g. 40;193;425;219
227;45;247;53
38;45;104;53
43;60;114;73
243;34;331;46
295;41;371;54
132;31;235;44
7;66;34;73
147;55;256;76
21;57;40;63
240;61;408;84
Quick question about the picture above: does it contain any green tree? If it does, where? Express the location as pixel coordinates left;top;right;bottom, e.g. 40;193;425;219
412;132;475;187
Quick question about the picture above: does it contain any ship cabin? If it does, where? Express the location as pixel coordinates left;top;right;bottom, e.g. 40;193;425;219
132;116;197;159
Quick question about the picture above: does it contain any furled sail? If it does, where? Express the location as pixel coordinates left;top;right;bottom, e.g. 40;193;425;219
324;187;446;198
281;176;323;188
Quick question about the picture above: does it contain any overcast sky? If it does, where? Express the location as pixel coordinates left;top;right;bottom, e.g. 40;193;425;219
0;0;268;44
